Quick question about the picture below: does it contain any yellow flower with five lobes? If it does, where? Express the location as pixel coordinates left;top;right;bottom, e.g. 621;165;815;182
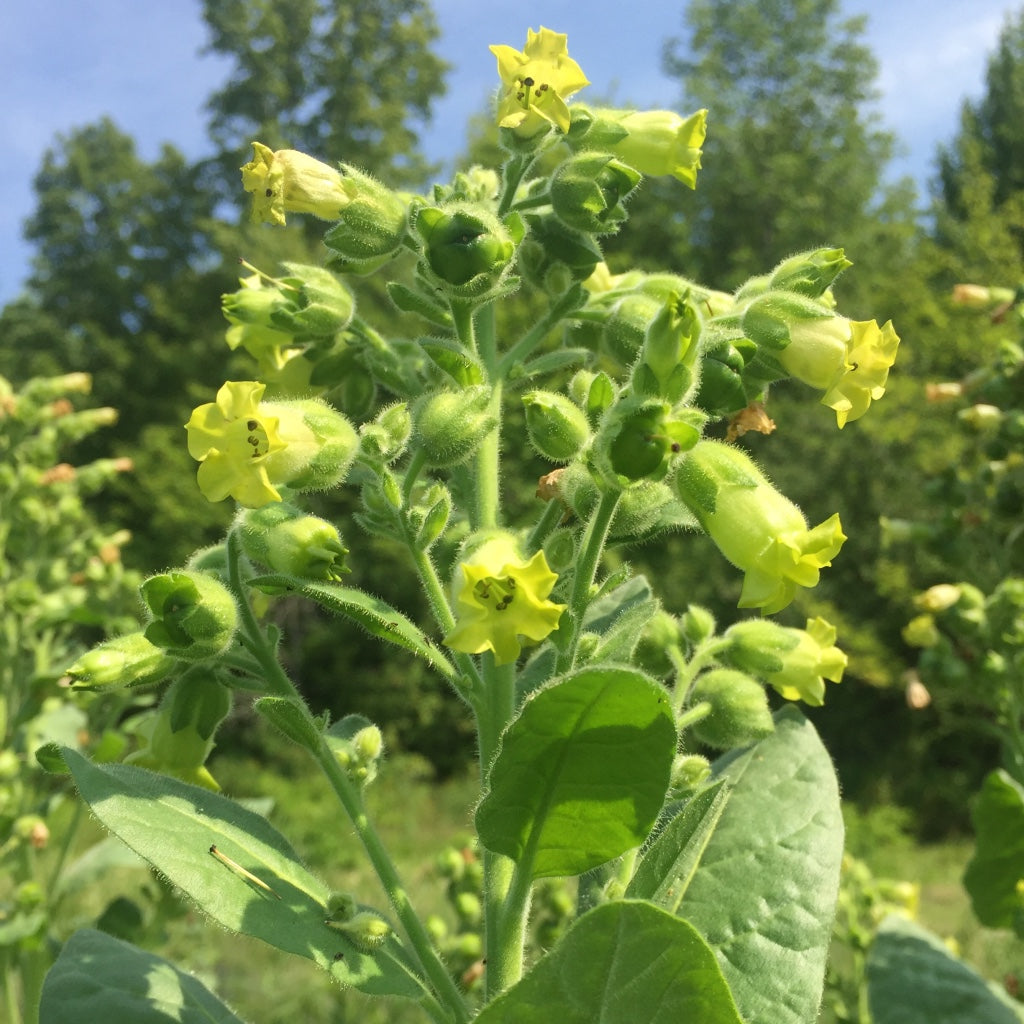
444;534;566;665
490;27;589;137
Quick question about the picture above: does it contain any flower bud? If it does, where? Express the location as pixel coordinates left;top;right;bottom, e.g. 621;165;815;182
327;911;391;951
902;614;940;648
763;248;852;300
238;503;349;581
542;527;577;572
694;331;752;417
522;390;591;462
414;204;516;297
415;387;497;467
958;404;1003;432
690;669;774;749
634;293;701;403
634;610;682;677
321;167;412;274
610;480;678;539
66;632;178;690
670;753;712;796
674;440;846;614
140;571;238;661
549;153;641;234
596;399;703;485
915;584;963;614
680;604;716;647
517;212;601;295
602;293;662;366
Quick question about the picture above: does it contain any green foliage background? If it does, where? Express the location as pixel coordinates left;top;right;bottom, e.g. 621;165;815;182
4;0;1024;825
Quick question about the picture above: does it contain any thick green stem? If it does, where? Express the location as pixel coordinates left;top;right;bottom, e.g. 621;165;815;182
474;658;520;1000
555;489;622;674
475;383;503;531
314;739;470;1023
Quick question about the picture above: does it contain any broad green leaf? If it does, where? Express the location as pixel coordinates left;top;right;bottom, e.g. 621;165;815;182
60;748;425;999
476;666;676;879
678;706;843;1024
475;900;743;1024
625;779;731;911
253;696;321;753
963;769;1024;932
248;575;456;682
866;916;1024;1024
40;927;246;1024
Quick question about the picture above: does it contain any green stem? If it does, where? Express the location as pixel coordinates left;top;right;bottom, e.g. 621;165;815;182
670;638;732;718
496;287;583;378
525;498;564;555
2;952;21;1024
555;489;621;674
490;861;532;997
675;701;712;733
497;154;534;217
402;447;428;506
473;658;520;1001
450;300;478;359
475;383;503;531
313;737;470;1023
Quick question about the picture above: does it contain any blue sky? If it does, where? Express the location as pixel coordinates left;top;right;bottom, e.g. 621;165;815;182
1;0;1020;307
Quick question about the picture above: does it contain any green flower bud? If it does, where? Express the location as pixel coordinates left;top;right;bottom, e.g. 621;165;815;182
680;605;716;646
634;293;702;403
597;399;703;484
602;293;662;366
689;669;774;749
415;387;497;467
903;614;940;648
549;152;641;234
764;248;852;300
522;390;591;462
695;334;752;416
312;164;411;274
238;503;349;581
454;892;483;925
353;725;384;764
410;481;453;549
610;480;679;539
670;753;712;796
542;527;577;572
518;212;602;296
66;632;178;690
326;891;358;922
327;911;391;951
140;571;238;661
634;610;682;677
414;203;516;297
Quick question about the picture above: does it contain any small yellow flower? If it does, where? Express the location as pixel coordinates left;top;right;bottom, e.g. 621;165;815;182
490;27;589;137
241;142;351;225
763;617;847;707
445;535;566;665
821;319;901;427
593;108;708;187
185;381;287;507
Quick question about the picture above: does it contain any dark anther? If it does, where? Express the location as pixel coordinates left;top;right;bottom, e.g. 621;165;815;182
265;188;273;197
671;442;682;453
333;952;345;962
247;420;258;430
522;76;535;87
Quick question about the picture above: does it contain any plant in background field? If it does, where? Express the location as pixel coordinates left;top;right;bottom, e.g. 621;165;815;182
29;27;924;1024
892;286;1024;982
0;372;169;1023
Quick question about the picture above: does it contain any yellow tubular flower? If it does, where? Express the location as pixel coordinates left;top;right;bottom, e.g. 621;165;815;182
490;27;589;137
241;142;352;226
445;535;566;665
763;617;847;707
821;319;901;427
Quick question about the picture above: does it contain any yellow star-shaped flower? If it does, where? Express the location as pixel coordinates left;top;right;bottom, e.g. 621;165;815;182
490;27;589;137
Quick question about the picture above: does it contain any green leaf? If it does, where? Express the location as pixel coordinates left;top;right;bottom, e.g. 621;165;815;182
476;666;676;879
678;706;843;1024
963;769;1024;932
248;575;456;683
474;900;743;1024
420;338;484;387
866;916;1024;1024
59;748;425;999
253;697;321;753
40;928;246;1024
625;780;731;911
